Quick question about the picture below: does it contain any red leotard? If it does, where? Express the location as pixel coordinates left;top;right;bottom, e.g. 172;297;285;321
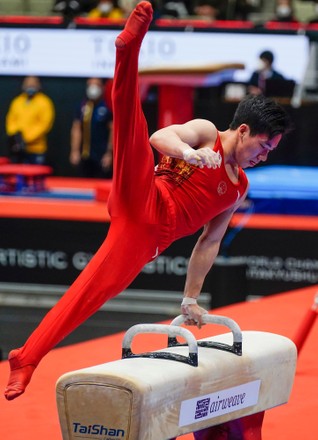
155;135;248;241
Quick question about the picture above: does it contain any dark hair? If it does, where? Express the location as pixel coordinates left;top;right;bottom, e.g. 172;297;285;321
260;50;274;64
229;94;292;139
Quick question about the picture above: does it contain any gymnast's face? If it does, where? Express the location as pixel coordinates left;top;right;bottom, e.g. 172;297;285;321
236;125;282;169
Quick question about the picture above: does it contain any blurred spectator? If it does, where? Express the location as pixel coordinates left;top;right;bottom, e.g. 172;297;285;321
193;0;220;20
271;0;299;23
70;78;113;178
307;1;318;24
6;76;55;164
160;0;190;18
52;0;96;27
247;50;285;95
118;0;137;17
103;78;114;111
87;0;124;19
232;0;257;20
192;0;260;20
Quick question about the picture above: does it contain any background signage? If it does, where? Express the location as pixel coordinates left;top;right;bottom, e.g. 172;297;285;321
0;28;309;82
0;217;317;309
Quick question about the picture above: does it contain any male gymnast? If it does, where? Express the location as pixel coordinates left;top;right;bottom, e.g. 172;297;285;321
5;1;291;401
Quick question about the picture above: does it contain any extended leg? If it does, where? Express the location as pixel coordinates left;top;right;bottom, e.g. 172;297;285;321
109;1;156;221
5;219;158;400
4;2;158;402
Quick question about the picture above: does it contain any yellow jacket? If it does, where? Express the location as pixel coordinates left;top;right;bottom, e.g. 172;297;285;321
88;7;124;19
6;92;55;155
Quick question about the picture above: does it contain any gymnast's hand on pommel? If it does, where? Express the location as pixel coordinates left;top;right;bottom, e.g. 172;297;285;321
181;298;208;329
183;147;222;169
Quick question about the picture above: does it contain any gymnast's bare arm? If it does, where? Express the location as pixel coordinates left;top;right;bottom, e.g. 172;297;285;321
182;189;248;328
149;119;220;169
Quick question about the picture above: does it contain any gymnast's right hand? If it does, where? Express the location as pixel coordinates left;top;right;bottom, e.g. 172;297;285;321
183;147;222;169
181;303;208;329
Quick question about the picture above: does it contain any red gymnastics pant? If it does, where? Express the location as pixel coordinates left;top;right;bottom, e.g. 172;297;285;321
14;9;175;369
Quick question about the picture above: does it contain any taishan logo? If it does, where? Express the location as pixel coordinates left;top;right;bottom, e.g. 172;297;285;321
72;422;125;438
217;181;227;195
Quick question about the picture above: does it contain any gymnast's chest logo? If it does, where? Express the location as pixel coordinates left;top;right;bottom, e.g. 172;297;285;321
217;181;227;196
156;156;195;185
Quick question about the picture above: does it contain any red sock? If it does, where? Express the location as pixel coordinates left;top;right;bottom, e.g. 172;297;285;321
115;1;153;48
4;349;36;401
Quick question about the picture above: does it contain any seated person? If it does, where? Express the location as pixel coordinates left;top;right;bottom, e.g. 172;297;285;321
87;0;124;19
271;0;299;23
307;1;318;24
160;0;190;18
192;0;220;21
247;50;285;96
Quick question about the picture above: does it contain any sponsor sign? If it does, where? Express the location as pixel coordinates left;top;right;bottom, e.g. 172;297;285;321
179;380;261;427
0;218;107;285
228;228;318;296
72;422;125;439
1;217;318;299
0;28;309;82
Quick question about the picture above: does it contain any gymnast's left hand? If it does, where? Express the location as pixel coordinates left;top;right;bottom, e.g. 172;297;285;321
181;303;208;329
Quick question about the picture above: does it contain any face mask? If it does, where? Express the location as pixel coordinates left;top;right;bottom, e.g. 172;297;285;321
276;6;291;17
86;84;102;100
257;60;267;71
98;3;112;14
23;87;38;97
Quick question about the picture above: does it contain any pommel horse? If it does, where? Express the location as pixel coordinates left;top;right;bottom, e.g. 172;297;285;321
56;314;297;440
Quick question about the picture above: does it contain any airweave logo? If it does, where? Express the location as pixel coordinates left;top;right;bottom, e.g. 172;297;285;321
194;393;247;419
72;422;125;438
179;380;261;427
